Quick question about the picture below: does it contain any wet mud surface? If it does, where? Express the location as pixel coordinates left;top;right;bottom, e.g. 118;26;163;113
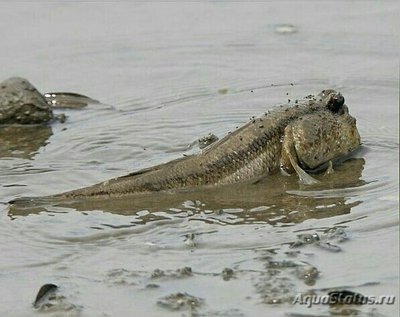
0;2;398;317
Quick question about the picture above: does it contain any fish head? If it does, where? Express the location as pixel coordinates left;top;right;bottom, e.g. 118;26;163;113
291;102;361;171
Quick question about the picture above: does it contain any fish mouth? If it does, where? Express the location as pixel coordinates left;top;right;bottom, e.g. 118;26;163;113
301;146;362;174
292;109;361;173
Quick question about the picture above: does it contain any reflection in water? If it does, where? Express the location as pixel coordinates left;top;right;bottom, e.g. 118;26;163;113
9;158;365;226
0;125;52;159
44;92;99;109
0;2;398;316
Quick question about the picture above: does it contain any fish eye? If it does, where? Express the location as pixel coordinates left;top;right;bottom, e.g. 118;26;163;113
327;92;345;113
320;90;345;113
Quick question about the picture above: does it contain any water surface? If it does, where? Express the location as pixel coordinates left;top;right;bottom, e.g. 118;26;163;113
0;2;398;317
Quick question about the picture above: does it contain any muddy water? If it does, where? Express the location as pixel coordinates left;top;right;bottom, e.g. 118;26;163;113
0;2;398;317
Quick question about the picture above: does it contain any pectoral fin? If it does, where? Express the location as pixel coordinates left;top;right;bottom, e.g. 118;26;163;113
289;153;320;185
281;125;319;185
325;160;334;175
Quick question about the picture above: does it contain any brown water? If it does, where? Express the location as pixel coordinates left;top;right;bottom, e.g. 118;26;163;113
0;2;398;317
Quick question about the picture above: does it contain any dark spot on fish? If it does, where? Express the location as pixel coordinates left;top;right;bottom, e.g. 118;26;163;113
249;142;258;152
264;130;273;139
143;182;161;191
260;135;268;143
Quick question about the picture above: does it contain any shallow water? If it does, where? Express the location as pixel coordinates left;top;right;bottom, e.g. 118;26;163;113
0;2;398;317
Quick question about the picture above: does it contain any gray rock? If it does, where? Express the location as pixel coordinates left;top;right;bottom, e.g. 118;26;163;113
0;77;53;124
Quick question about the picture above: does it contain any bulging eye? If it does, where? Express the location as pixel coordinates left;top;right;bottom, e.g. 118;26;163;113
319;89;345;113
327;92;345;113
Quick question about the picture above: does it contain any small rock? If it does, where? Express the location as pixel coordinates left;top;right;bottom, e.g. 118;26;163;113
221;268;234;281
32;283;80;316
184;233;196;247
33;283;58;308
274;24;298;34
157;292;203;311
198;133;219;149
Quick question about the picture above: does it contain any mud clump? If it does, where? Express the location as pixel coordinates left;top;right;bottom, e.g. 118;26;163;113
157;292;204;311
33;283;81;316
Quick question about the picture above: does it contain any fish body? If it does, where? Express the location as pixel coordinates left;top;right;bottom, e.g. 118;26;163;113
60;90;360;198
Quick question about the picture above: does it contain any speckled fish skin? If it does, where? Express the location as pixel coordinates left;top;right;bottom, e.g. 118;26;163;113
60;90;360;198
291;110;360;170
